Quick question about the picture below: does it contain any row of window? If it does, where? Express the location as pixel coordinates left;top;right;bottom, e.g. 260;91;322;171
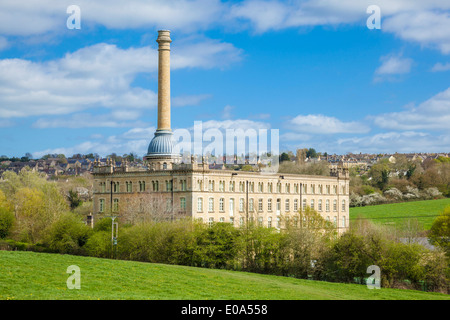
98;196;187;213
204;180;345;194
99;179;347;195
200;215;347;228
197;197;346;213
100;179;188;193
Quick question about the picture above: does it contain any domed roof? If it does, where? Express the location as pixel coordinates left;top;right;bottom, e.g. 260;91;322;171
147;130;174;156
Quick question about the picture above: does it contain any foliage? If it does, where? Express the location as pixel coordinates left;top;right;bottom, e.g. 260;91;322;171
429;206;450;256
67;190;83;210
42;212;92;254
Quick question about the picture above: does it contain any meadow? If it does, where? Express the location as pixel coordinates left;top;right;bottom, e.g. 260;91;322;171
0;251;448;300
349;198;450;230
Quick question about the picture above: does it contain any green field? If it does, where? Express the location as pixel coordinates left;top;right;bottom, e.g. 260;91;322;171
0;251;448;300
350;198;450;230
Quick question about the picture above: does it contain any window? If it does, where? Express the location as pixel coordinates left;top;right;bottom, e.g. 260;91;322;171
113;199;119;212
126;181;132;193
239;182;244;192
219;180;224;192
268;198;272;211
180;197;186;210
311;184;315;194
310;199;315;210
99;199;105;212
257;216;262;227
277;183;281;193
100;182;106;193
268;216;272;228
180;180;186;191
209;180;214;192
268;183;273;193
302;198;307;210
285;199;290;212
229;198;235;216
326;199;330;212
208;198;214;212
258;199;263;211
249;198;254;212
152;180;159;191
163;162;167;170
220;217;225;223
342;200;346;211
342;216;346;228
166;180;172;192
333;216;337;226
198;180;203;191
113;182;119;193
258;182;263;192
318;199;322;211
294;199;298;212
229;181;235;192
219;198;225;212
209;217;214;227
249;182;254;192
239;198;244;212
285;183;290;193
139;181;145;192
318;184;323;194
294;183;298;194
333;199;337;212
197;198;203;212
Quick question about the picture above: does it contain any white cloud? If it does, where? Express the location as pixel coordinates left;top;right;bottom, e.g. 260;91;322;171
0;0;226;36
0;39;242;120
383;10;450;54
431;62;450;72
372;87;450;131
336;131;450;154
287;114;370;134
375;54;413;75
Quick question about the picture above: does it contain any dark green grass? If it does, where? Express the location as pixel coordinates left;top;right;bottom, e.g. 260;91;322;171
0;251;448;300
349;198;450;230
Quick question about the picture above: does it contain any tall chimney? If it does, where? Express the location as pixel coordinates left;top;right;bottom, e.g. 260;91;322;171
156;30;172;131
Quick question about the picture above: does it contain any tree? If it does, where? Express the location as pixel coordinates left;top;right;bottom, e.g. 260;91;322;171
67;190;83;210
279;152;290;162
428;206;450;257
306;148;317;159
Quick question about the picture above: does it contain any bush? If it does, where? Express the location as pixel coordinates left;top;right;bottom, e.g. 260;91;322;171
42;212;92;254
0;207;15;239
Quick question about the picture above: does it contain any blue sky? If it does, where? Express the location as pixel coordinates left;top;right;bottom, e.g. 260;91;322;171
0;0;449;158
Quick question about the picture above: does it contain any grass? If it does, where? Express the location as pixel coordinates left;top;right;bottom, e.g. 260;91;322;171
349;198;450;230
0;251;448;300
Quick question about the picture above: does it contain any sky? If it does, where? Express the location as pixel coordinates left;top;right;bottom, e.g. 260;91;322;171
0;0;449;159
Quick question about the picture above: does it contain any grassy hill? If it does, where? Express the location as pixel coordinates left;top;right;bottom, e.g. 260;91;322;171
350;198;450;230
0;251;448;300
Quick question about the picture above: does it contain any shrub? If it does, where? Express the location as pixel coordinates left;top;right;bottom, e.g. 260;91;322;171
0;207;15;239
42;212;92;254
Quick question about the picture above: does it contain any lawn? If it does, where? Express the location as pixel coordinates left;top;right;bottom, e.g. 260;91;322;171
349;198;450;230
0;251;448;300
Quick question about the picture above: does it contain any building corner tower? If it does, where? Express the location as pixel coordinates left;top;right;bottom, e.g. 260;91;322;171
144;30;180;170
